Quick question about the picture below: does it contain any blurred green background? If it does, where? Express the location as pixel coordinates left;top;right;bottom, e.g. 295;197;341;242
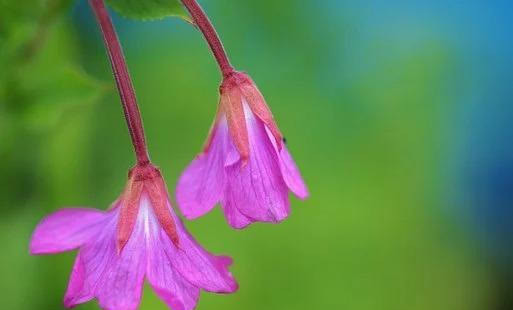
1;1;512;309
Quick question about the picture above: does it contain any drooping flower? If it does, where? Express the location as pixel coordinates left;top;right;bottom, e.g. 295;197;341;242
176;71;308;228
30;163;237;310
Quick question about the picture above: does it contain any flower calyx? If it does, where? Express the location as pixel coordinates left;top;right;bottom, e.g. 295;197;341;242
218;71;283;165
117;163;179;253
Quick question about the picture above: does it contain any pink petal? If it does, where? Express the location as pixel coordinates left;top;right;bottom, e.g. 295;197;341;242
146;204;200;310
224;104;290;224
162;201;238;293
64;207;146;310
278;145;309;199
64;254;89;306
264;126;309;199
30;208;108;255
176;122;229;220
221;195;253;229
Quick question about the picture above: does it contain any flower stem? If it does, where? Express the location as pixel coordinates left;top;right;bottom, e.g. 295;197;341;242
181;0;234;77
89;0;150;165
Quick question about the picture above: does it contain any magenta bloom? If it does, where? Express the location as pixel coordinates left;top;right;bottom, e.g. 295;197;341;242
30;164;237;310
177;72;308;228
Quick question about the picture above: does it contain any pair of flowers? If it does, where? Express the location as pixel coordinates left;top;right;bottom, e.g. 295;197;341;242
29;0;308;309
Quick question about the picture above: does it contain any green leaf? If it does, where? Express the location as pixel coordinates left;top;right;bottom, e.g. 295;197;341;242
106;0;191;22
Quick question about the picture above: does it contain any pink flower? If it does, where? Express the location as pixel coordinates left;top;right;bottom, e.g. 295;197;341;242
176;71;308;228
30;164;237;310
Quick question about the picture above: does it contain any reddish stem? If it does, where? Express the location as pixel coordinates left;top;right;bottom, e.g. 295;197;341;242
89;0;150;165
181;0;234;77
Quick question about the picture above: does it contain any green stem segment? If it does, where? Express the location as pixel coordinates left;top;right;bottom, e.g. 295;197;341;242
181;0;234;77
89;0;150;165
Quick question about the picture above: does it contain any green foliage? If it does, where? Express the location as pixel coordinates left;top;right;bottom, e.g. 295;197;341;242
106;0;190;21
0;0;105;135
0;3;109;308
0;0;108;214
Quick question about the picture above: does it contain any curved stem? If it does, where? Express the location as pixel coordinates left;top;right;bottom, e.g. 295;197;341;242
181;0;234;77
89;0;150;165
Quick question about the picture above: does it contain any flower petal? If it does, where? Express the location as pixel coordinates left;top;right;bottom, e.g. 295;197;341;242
221;191;253;229
224;104;290;224
146;204;200;310
64;254;90;306
176;121;229;220
161;201;238;293
278;145;309;199
64;208;146;310
264;126;309;199
30;208;108;255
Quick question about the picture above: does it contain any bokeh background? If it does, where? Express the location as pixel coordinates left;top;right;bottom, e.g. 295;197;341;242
1;0;512;309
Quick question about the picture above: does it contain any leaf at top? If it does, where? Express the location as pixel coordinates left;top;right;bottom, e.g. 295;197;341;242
106;0;191;22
